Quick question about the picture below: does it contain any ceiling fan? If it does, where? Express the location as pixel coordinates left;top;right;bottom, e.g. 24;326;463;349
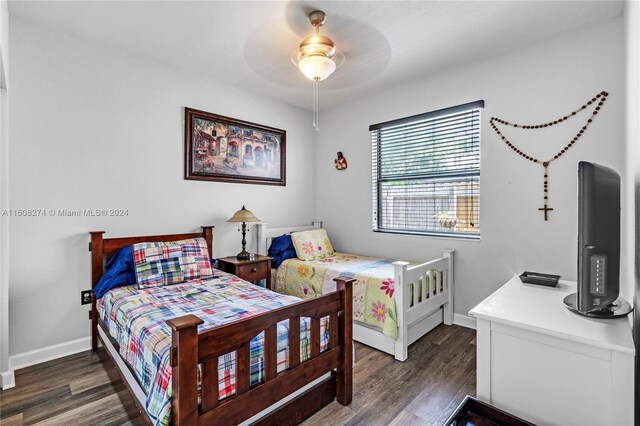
291;10;345;131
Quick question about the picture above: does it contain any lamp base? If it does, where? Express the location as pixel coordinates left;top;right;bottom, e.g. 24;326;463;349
236;250;251;261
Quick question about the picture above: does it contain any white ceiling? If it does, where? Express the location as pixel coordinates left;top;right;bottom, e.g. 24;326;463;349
10;1;624;111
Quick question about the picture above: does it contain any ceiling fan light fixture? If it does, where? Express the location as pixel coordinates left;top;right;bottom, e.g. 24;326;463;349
293;10;343;131
299;34;336;59
299;55;336;81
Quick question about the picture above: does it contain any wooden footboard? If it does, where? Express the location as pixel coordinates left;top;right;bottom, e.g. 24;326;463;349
392;250;454;361
167;276;353;426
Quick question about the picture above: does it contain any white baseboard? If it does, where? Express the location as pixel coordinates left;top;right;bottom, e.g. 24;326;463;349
9;336;91;372
1;369;15;389
453;313;476;329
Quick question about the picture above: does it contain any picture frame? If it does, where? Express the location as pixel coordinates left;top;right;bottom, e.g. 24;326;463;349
184;108;286;186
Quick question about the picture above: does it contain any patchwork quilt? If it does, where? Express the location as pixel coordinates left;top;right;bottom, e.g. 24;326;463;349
97;271;328;426
274;253;402;339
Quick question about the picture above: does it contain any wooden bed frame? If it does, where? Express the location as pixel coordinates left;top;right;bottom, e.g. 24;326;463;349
257;222;454;362
90;226;354;426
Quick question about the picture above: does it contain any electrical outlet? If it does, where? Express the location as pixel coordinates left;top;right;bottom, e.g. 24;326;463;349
81;290;92;305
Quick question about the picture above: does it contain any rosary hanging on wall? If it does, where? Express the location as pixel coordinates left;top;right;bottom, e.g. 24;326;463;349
490;91;608;221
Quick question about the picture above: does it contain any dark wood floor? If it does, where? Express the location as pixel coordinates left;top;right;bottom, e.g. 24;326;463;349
0;324;476;426
303;324;477;426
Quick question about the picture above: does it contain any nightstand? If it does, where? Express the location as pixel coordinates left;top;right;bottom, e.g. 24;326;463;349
216;255;273;289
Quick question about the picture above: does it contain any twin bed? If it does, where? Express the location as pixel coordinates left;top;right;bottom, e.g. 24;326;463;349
257;222;455;362
90;227;354;426
91;222;455;425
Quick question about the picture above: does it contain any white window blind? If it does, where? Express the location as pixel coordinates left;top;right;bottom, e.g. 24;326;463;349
371;100;483;239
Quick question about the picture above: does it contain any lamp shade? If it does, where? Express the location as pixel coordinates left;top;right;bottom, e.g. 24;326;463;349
299;55;336;81
227;206;260;223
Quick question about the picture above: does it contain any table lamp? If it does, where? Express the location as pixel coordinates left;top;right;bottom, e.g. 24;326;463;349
227;206;260;260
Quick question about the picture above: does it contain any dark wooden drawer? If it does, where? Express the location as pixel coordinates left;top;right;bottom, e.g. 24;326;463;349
236;261;269;282
216;255;273;289
444;396;535;426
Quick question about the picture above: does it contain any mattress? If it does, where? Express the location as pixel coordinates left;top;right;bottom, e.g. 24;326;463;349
98;270;328;426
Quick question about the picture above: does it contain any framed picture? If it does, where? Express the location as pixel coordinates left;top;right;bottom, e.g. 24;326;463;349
185;108;286;186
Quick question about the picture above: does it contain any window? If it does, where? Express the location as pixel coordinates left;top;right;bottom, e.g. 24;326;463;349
371;100;483;239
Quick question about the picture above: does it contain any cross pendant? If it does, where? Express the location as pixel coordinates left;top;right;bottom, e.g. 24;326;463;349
538;204;554;221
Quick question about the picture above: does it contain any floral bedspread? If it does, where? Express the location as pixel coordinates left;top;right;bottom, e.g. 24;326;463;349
275;253;399;339
98;271;328;426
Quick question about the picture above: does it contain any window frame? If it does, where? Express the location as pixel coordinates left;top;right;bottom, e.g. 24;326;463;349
370;100;484;240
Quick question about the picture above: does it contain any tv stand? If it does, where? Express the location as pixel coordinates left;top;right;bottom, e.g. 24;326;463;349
563;292;633;318
470;276;634;426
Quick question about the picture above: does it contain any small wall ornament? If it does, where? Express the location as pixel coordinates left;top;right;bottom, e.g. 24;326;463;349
490;91;608;221
334;151;348;170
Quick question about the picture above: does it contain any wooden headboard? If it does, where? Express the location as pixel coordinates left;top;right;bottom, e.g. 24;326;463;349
88;226;214;350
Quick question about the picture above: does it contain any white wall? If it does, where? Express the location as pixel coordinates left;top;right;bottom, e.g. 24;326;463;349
0;0;9;388
316;18;626;318
0;0;7;88
7;18;318;358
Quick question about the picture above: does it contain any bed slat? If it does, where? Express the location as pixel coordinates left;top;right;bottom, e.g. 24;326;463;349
424;272;430;299
201;359;219;411
310;317;320;358
425;271;430;297
289;317;301;369
264;325;277;381
329;313;338;349
236;343;250;394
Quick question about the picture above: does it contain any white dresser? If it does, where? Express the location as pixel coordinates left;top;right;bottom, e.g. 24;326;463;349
469;276;635;426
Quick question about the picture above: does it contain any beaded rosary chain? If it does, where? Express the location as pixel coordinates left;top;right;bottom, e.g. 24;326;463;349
489;91;608;221
489;91;607;165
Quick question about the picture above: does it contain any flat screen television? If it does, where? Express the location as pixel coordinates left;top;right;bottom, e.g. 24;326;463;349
563;161;632;318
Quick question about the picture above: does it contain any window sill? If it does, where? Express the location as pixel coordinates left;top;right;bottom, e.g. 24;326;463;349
373;229;481;241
